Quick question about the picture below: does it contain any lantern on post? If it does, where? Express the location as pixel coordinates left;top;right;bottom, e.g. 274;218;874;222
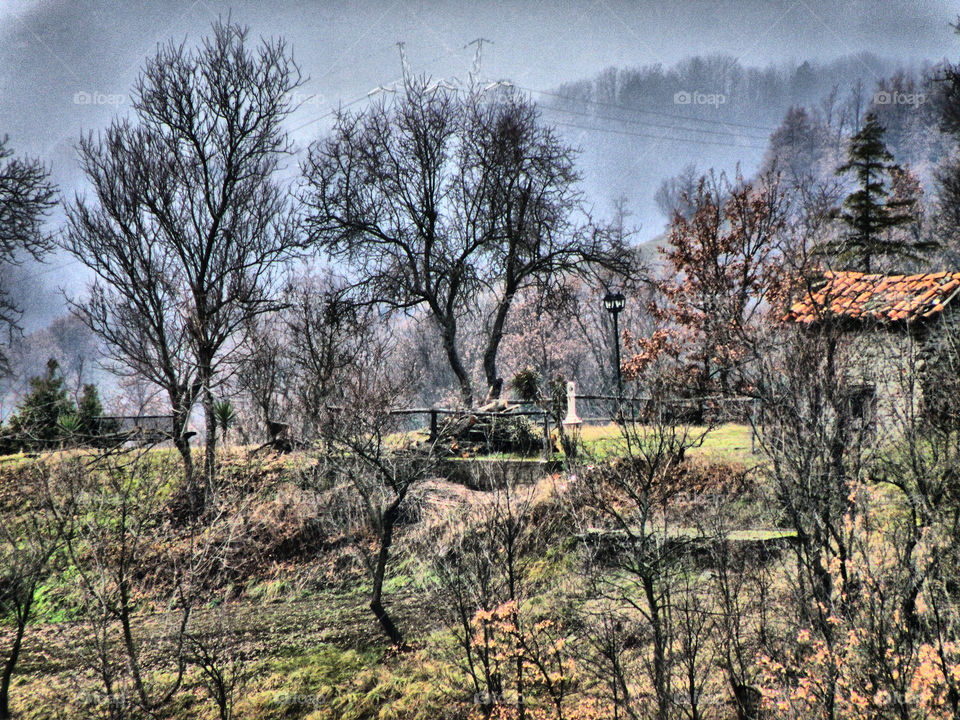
603;291;626;408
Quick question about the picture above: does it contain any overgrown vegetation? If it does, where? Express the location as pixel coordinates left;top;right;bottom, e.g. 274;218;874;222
5;12;960;720
0;358;117;453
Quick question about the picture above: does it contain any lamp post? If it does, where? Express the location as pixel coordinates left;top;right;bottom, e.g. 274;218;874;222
603;291;626;408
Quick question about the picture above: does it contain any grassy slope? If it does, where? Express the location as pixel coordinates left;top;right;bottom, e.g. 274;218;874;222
0;426;774;720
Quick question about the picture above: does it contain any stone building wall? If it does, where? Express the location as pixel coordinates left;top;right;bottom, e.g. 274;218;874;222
839;308;960;438
835;327;916;440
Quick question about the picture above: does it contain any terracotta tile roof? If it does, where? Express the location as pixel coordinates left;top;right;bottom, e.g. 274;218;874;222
787;271;960;325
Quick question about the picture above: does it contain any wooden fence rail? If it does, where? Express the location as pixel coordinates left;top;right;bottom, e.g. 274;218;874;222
384;391;758;447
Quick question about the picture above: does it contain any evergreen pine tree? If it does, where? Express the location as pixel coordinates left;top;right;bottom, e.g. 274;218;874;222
76;384;103;429
935;18;960;258
76;383;117;446
826;113;930;272
6;359;75;449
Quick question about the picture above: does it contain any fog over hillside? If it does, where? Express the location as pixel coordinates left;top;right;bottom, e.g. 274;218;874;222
540;53;927;241
1;0;956;328
2;49;950;405
2;52;940;333
1;0;958;408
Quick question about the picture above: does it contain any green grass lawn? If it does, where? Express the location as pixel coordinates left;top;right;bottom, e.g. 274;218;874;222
388;422;758;465
577;422;757;463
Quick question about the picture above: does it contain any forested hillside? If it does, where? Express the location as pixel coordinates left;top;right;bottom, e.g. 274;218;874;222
542;54;942;237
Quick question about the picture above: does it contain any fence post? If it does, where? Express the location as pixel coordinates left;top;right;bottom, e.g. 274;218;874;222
542;405;551;460
429;408;438;442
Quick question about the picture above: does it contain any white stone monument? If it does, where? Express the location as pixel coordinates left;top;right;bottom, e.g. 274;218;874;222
562;381;581;429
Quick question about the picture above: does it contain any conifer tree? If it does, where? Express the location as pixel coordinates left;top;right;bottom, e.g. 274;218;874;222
76;383;119;446
5;359;74;449
826;113;930;272
935;17;960;259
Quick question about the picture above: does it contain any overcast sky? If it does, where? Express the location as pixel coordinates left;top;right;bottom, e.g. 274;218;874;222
3;0;956;165
1;0;958;326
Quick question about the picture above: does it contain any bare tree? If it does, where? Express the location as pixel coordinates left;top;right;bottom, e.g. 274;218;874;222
0;463;65;720
0;136;56;374
331;449;429;648
233;313;289;441
285;275;379;442
427;469;573;717
310;311;433;647
708;510;776;720
867;317;960;719
671;576;716;720
184;607;251;720
62;19;303;506
302;77;630;406
754;318;960;719
234;272;383;445
49;452;221;718
654;164;700;223
751;319;877;720
462;87;633;400
570;395;713;720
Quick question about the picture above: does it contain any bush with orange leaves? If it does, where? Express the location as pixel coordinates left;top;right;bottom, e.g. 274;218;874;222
758;489;960;720
760;622;960;720
466;600;578;720
466;698;612;720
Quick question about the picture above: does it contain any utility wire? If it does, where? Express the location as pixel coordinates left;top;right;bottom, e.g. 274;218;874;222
519;83;779;134
288;45;471;136
28;56;777;295
548;118;769;151
538;101;772;143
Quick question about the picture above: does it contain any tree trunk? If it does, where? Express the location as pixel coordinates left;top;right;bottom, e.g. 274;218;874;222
202;385;217;504
0;611;29;720
197;353;218;505
505;519;525;720
644;575;670;720
439;319;473;407
369;497;406;647
119;582;150;711
515;619;525;720
482;292;515;401
171;395;200;514
732;682;762;720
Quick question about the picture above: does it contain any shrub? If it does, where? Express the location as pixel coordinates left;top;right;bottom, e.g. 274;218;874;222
488;415;542;455
511;367;542;404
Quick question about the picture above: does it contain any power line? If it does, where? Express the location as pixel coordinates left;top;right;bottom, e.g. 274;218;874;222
12;258;83;284
519;84;779;134
289;83;770;153
548;118;769;152
538;101;772;143
288;93;373;135
287;45;472;136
